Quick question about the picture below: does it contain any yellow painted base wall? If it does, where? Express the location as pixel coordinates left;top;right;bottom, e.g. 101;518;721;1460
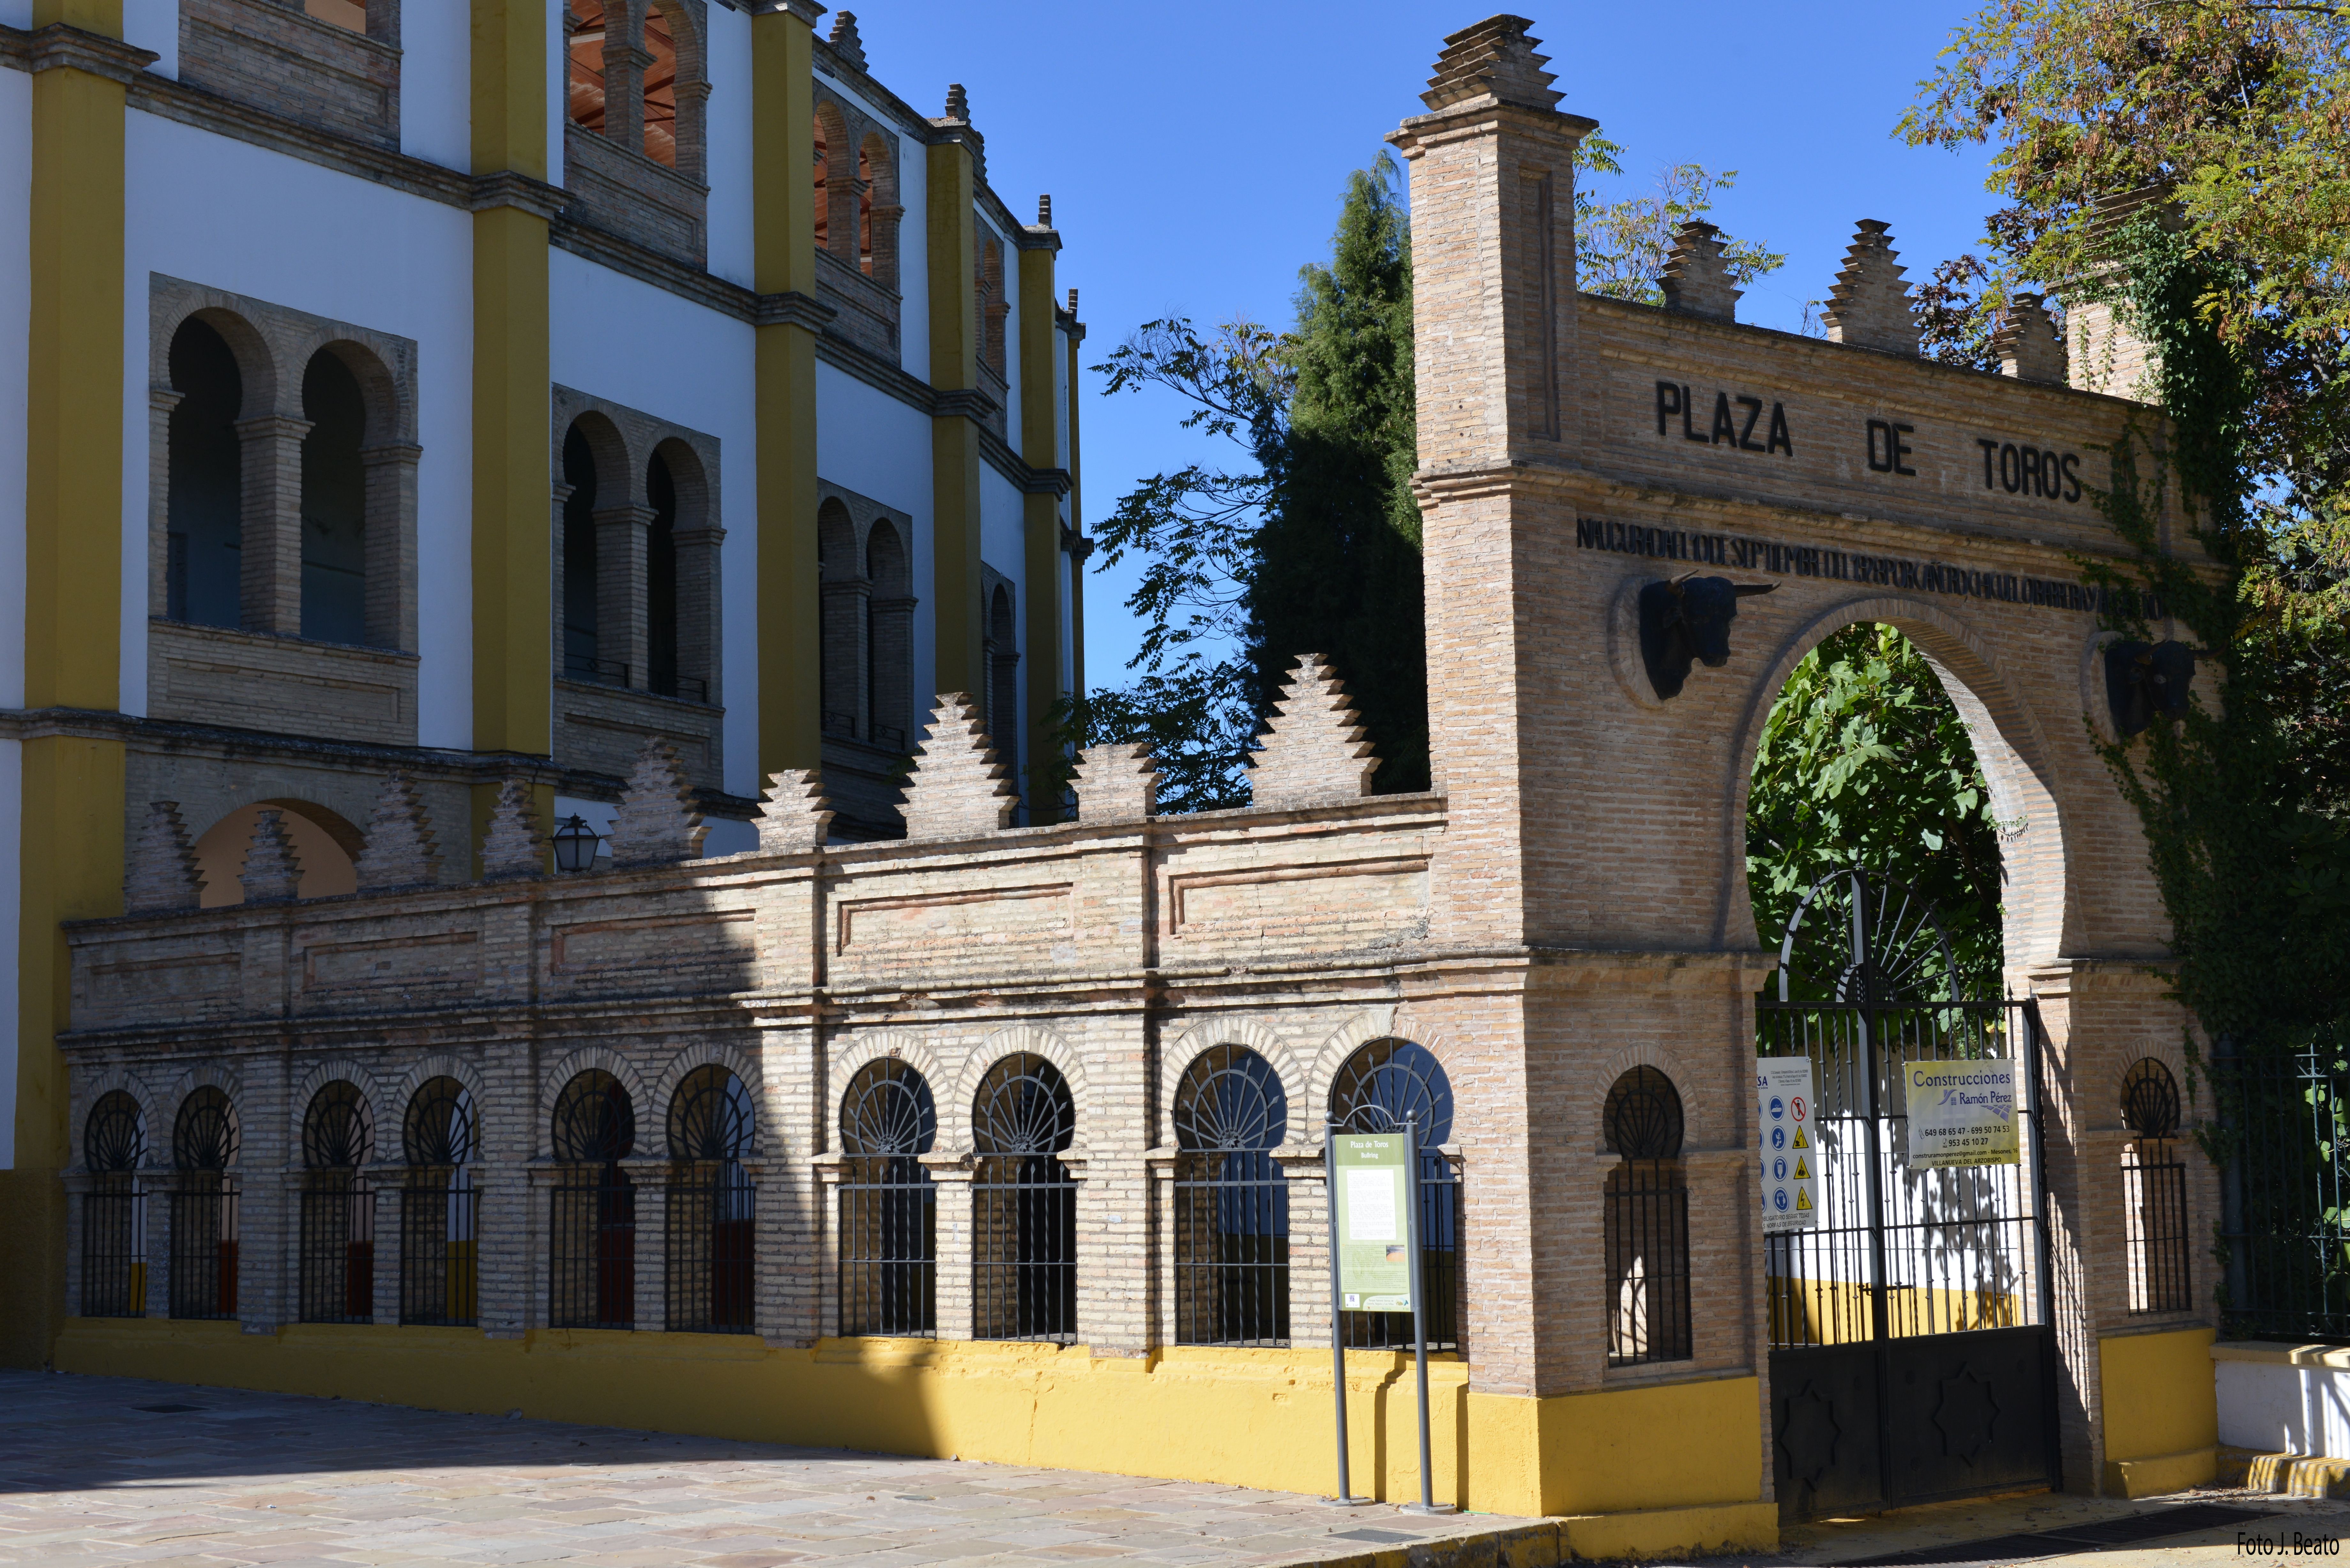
54;1320;1771;1546
2100;1327;2219;1495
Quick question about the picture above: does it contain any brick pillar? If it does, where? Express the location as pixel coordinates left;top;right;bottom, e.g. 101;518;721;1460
630;1156;664;1331
360;441;420;652
923;1154;974;1340
236;413;309;636
1277;1150;1330;1348
148;387;180;619
549;479;575;677
762;1022;820;1346
672;521;724;705
593;502;653;689
368;1162;402;1325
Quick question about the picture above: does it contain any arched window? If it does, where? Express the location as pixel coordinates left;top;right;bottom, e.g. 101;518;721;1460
2121;1058;2190;1313
986;583;1019;800
165;316;244;629
560;421;606;684
81;1091;147;1318
666;1064;755;1333
299;1081;376;1323
1172;1046;1289;1346
972;1053;1076;1342
838;1058;937;1336
1603;1066;1691;1365
550;1069;636;1330
299;349;368;645
1330;1040;1460;1350
401;1076;477;1327
641;4;678;167
169;1086;240;1321
817;498;864;740
646;448;679;698
812;110;830;249
566;0;608;136
857;132;899;289
865;520;912;751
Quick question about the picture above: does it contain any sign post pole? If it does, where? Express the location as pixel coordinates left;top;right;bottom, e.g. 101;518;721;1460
1323;1121;1370;1506
1399;1114;1455;1515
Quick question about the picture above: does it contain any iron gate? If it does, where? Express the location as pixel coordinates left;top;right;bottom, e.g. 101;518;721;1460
1760;871;2059;1520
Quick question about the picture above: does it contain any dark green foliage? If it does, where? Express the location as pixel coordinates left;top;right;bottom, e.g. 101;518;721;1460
1747;623;2005;996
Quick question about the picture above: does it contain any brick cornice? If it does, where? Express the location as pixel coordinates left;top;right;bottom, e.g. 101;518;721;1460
24;23;158;84
754;290;837;331
469;170;566;222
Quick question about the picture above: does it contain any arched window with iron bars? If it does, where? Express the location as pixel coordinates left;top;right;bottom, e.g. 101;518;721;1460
838;1058;937;1336
972;1053;1076;1342
1603;1066;1691;1365
1329;1040;1461;1351
550;1070;636;1330
169;1086;240;1320
299;1082;376;1323
1172;1046;1290;1346
81;1091;147;1317
2121;1058;2191;1314
401;1076;477;1326
667;1064;755;1333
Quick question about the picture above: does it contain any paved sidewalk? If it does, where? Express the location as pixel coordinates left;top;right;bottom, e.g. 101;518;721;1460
0;1370;1532;1567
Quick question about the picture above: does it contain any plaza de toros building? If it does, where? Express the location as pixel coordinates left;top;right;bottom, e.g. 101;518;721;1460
19;9;2219;1557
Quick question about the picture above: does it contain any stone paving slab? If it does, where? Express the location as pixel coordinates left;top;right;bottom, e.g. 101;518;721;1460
0;1371;1539;1567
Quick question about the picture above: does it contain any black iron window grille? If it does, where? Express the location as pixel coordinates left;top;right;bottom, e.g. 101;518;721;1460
1603;1066;1692;1365
549;1069;637;1330
667;1064;756;1334
972;1053;1077;1342
299;1081;377;1324
401;1075;478;1326
2120;1058;2192;1315
168;1085;240;1321
1172;1045;1290;1346
1330;1039;1462;1352
2213;1036;2350;1340
839;1058;938;1337
80;1091;147;1318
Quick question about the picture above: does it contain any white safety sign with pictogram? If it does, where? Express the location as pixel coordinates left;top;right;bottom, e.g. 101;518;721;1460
1756;1055;1820;1233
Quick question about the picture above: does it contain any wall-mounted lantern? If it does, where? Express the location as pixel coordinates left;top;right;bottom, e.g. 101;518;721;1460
552;814;603;874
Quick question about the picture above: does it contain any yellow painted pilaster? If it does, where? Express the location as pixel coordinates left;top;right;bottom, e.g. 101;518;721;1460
1016;233;1062;811
752;4;821;775
468;0;552;861
1065;310;1085;698
12;0;133;1369
926;135;983;699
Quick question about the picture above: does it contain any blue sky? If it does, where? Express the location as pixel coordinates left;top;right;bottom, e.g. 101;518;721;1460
845;1;2004;684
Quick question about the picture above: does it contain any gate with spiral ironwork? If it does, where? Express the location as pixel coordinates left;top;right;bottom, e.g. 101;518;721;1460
1761;871;2060;1520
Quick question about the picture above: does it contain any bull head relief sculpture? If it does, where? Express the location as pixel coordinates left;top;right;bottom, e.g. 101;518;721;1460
1637;573;1777;699
2104;639;2195;737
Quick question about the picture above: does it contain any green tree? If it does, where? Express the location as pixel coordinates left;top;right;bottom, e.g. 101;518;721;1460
1747;624;2006;995
1903;1;2350;1049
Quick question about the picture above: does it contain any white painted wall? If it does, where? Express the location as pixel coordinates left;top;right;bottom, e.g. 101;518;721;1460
702;3;755;292
0;738;18;1168
123;115;476;740
122;0;176;77
0;67;28;713
2219;1357;2350;1457
815;359;935;705
400;0;471;172
549;247;761;797
0;0;29;30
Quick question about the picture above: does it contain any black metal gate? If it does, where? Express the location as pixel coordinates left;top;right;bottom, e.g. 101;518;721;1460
1761;871;2060;1520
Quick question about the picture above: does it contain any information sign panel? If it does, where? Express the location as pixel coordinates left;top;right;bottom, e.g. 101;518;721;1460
1331;1133;1413;1312
1756;1056;1819;1233
1903;1057;2020;1169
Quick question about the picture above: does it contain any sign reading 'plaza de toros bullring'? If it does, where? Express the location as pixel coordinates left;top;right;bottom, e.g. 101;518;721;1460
47;14;2217;1559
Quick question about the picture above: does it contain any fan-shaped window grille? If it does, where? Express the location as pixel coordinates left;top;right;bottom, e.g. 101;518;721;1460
80;1092;147;1318
839;1058;937;1337
550;1070;636;1330
1602;1067;1691;1365
299;1082;376;1324
401;1076;477;1327
1330;1040;1460;1351
665;1065;755;1334
168;1086;239;1320
1172;1046;1289;1346
2120;1058;2191;1313
971;1053;1076;1342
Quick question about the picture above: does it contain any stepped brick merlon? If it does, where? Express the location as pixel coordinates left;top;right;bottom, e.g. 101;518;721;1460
1822;219;1919;355
610;739;709;868
901;694;1018;839
1659;220;1741;322
755;769;837;854
1247;655;1380;810
238;809;302;904
1073;744;1157;822
353;773;440;893
1421;15;1564;114
125;801;204;914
